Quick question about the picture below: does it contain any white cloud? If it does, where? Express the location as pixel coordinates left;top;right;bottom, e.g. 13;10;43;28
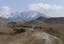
0;6;11;18
29;3;64;17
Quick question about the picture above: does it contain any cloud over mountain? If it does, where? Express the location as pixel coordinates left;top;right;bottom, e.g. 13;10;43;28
0;6;11;18
29;3;64;17
29;3;63;11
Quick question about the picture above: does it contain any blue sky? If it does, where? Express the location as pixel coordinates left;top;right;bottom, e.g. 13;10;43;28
0;0;64;10
0;0;64;17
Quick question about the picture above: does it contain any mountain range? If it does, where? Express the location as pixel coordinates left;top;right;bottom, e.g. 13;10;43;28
8;11;47;22
0;11;64;25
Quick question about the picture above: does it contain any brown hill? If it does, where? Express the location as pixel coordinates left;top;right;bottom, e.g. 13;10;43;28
45;17;64;24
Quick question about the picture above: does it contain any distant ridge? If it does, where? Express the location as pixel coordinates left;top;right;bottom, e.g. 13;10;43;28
45;17;64;24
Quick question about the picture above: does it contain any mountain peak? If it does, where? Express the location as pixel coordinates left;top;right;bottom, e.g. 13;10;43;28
5;11;48;22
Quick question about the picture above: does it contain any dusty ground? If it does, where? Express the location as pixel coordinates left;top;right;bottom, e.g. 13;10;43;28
0;24;64;44
0;30;63;44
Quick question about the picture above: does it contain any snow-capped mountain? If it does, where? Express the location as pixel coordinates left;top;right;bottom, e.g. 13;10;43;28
8;11;48;22
0;8;48;22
